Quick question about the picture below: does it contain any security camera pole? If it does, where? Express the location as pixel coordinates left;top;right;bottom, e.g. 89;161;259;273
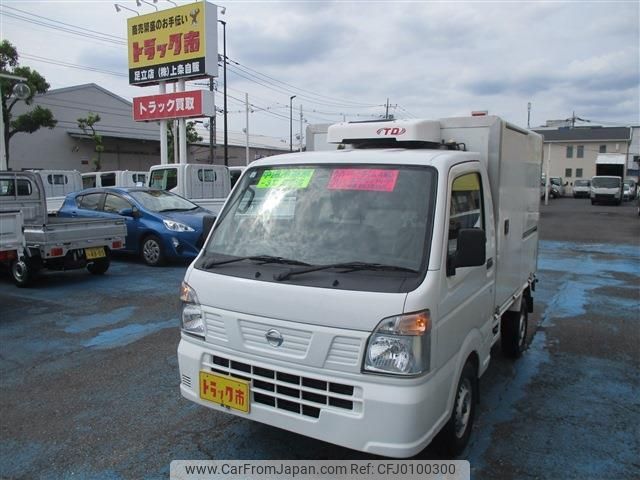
0;73;30;171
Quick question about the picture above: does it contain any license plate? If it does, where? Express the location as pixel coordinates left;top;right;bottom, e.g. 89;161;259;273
199;371;250;413
85;247;106;260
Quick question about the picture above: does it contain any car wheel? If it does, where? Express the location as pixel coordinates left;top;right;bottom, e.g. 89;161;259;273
87;253;111;275
141;234;165;266
591;199;595;205
501;302;528;358
11;257;33;287
436;360;477;456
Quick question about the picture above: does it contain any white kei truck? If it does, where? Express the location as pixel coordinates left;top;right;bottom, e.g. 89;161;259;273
30;169;83;214
81;170;149;189
177;115;542;457
0;171;127;286
148;164;231;215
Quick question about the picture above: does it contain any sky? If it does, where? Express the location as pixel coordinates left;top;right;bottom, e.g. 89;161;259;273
1;0;639;147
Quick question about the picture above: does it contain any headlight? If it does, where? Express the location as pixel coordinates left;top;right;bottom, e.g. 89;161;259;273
364;310;431;376
180;281;204;337
163;219;194;232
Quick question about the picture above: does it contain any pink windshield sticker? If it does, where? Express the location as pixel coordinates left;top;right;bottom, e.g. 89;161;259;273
328;169;399;192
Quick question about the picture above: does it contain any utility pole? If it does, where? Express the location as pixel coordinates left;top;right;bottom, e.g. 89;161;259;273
289;95;296;152
209;76;215;164
299;104;303;152
385;98;390;119
245;92;250;165
527;102;531;129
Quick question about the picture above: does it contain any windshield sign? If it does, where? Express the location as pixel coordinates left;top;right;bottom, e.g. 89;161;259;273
204;165;436;282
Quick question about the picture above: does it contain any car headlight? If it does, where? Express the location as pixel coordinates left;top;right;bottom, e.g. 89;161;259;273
364;310;431;376
180;281;204;338
163;219;194;232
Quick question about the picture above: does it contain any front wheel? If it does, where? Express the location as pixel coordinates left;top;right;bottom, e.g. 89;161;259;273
436;360;477;456
501;302;528;358
11;257;34;287
141;234;166;266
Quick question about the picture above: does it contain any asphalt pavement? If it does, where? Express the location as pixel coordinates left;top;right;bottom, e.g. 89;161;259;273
0;197;638;479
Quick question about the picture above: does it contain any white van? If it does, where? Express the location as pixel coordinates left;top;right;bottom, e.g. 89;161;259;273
81;170;148;189
177;116;542;457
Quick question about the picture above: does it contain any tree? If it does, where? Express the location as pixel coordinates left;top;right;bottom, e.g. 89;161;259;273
167;120;203;163
77;113;104;171
1;40;57;169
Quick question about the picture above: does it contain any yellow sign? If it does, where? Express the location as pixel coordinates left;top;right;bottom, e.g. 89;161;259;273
200;371;250;413
126;1;218;85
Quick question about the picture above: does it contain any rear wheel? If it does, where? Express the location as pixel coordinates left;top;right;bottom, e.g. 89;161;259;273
141;234;165;266
501;302;528;358
87;253;110;275
436;360;477;456
11;257;34;287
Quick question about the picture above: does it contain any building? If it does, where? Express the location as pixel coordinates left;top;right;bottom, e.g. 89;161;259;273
533;124;637;184
8;83;287;172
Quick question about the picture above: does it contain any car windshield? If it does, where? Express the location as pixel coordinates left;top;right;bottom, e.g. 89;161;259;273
129;189;198;212
575;180;590;186
205;164;436;271
592;177;621;188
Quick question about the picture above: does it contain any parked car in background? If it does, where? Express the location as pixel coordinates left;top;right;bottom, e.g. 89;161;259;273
573;179;591;198
58;187;216;266
550;177;566;198
623;178;637;200
622;182;631;201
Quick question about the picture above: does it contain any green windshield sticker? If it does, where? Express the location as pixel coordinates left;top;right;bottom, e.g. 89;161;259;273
257;169;314;189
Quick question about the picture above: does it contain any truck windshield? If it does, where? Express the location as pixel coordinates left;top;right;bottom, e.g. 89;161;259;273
205;165;436;272
592;177;620;188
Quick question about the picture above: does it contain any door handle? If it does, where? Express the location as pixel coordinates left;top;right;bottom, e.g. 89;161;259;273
486;257;494;269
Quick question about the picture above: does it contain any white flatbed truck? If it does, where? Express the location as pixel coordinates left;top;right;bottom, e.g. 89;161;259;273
0;171;127;286
176;115;542;457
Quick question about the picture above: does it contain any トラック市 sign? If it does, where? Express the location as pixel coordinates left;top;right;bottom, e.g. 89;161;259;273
127;1;218;85
132;90;215;121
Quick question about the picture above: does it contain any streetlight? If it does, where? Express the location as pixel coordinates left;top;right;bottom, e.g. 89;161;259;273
114;3;140;15
0;73;31;170
218;19;228;166
289;95;296;152
136;0;158;11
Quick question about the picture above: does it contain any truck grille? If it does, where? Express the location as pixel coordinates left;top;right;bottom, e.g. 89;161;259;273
203;354;360;419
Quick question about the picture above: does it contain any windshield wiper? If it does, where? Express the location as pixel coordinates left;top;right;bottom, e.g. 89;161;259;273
275;261;419;281
202;255;311;269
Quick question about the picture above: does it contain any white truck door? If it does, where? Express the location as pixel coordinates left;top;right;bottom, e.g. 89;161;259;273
436;167;495;371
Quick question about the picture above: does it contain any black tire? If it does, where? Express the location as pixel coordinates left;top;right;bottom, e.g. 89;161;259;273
141;234;166;266
591;199;595;205
436;360;477;457
87;253;110;275
501;302;528;358
11;257;33;287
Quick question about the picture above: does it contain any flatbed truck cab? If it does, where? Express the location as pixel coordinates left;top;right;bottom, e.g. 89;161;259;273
177;116;542;457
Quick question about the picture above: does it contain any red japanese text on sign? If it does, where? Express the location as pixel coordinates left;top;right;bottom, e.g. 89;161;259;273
327;169;400;192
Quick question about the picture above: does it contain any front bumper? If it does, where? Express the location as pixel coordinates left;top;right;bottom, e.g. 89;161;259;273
178;335;452;458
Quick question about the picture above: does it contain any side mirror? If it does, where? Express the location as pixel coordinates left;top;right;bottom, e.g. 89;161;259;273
447;228;486;276
119;206;140;218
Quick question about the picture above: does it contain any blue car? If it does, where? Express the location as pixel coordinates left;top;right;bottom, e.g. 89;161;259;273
58;187;216;266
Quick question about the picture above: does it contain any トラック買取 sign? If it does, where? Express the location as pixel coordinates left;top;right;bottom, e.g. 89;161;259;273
133;90;215;121
127;1;218;86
